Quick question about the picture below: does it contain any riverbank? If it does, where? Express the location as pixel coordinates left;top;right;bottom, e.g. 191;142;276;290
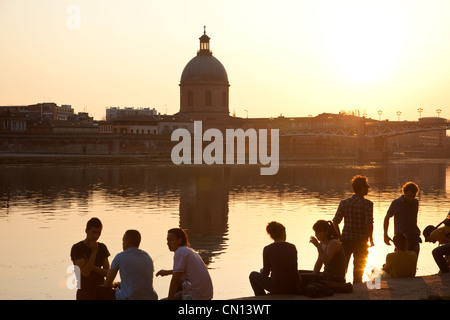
236;273;450;300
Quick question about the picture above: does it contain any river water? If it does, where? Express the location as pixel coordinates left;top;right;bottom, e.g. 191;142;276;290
1;159;449;300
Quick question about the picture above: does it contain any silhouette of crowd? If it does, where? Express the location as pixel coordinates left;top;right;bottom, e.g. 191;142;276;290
70;176;450;299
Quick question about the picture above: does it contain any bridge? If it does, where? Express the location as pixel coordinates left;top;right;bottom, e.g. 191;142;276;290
278;117;450;160
280;119;450;138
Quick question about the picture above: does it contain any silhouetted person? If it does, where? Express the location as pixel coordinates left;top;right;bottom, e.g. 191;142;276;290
70;217;110;300
333;175;374;283
300;220;347;286
156;228;213;300
423;220;450;273
384;182;421;259
249;221;300;296
96;229;158;300
382;233;417;278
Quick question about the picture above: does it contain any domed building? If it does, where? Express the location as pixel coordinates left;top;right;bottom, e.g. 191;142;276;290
179;28;231;127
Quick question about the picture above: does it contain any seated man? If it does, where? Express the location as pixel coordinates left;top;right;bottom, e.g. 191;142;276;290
97;229;158;300
423;223;450;273
382;233;417;278
156;228;213;300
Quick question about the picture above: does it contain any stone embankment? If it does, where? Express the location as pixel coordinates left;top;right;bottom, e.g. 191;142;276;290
238;273;450;300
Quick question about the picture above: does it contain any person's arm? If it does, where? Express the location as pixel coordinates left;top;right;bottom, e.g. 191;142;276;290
261;247;270;278
91;257;110;277
156;269;173;277
104;269;118;288
367;223;374;247
383;215;392;245
310;237;340;266
332;201;344;239
168;272;183;300
366;201;375;247
73;243;98;277
313;258;322;274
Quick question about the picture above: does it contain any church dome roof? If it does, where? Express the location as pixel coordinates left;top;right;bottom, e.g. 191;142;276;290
180;28;229;84
180;55;228;83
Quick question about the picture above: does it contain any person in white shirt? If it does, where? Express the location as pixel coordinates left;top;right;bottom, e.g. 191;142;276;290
156;228;213;300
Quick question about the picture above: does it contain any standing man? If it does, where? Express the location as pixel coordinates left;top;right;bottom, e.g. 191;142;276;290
383;182;421;259
333;175;374;283
70;217;110;300
98;229;158;300
156;228;213;300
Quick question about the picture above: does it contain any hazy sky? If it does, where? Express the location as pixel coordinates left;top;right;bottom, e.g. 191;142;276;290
1;0;450;121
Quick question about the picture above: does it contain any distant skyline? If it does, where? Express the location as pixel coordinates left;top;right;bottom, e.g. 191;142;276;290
1;0;450;121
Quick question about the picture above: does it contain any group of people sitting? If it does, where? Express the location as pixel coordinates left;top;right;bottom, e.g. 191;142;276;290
70;175;450;300
70;218;213;300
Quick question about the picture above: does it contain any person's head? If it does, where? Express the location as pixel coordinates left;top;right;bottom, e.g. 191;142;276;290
313;220;339;241
393;233;407;251
352;175;369;196
85;217;103;242
167;228;190;252
423;225;437;243
402;182;419;202
122;229;141;250
266;221;286;241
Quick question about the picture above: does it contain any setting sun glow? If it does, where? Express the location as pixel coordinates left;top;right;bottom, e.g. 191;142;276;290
321;4;406;84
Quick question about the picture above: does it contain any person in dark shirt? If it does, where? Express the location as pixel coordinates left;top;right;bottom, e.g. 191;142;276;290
383;182;421;260
249;221;300;296
70;217;110;300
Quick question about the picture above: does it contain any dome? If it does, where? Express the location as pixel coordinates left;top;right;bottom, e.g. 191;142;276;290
180;55;229;83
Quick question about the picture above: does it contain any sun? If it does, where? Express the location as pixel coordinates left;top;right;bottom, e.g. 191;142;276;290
320;3;406;83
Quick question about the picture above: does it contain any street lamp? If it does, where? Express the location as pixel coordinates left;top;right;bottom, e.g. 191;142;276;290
418;108;423;119
436;109;442;117
378;110;382;121
396;111;402;121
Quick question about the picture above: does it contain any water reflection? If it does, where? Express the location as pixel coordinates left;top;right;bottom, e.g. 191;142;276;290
1;160;449;259
1;160;450;299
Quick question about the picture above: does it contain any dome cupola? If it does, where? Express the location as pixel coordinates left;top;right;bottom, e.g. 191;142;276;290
179;27;230;117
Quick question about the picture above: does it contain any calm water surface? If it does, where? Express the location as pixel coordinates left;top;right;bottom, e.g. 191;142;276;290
1;159;450;300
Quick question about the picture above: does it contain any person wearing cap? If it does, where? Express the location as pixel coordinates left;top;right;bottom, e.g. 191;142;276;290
423;219;450;273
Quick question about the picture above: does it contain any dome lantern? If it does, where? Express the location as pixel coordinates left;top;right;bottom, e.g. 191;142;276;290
198;26;212;56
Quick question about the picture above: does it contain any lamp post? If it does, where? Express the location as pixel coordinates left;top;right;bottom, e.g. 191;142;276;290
418;108;423;119
378;110;382;121
397;111;402;121
436;109;442;117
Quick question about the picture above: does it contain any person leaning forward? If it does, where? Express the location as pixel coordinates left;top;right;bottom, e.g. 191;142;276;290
96;229;158;300
332;175;374;284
